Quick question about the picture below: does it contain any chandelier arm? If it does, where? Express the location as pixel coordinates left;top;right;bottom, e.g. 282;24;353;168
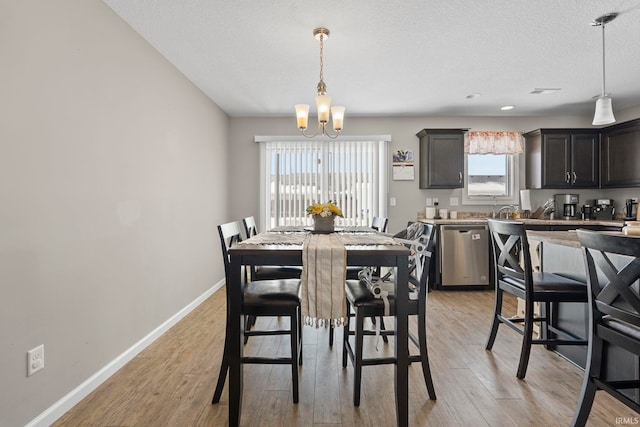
301;123;323;139
324;129;341;139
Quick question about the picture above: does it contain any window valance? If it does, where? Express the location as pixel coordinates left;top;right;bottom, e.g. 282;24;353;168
464;131;524;155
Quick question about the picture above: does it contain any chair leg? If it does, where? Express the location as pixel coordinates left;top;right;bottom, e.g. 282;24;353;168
290;312;299;404
485;288;504;350
212;322;232;403
298;306;303;365
417;311;436;400
543;301;554;351
353;309;365;406
375;316;389;344
570;337;603;427
516;300;535;379
343;300;351;368
244;315;255;345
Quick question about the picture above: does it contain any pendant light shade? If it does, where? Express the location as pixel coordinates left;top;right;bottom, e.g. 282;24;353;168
592;96;615;126
591;13;618;126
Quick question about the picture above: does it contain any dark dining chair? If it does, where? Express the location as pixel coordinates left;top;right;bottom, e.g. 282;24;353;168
486;219;589;379
242;216;302;281
330;216;389;347
342;222;437;406
212;221;302;404
571;230;640;426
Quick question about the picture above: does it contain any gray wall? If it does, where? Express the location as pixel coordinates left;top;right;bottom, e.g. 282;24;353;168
0;1;229;425
230;106;640;233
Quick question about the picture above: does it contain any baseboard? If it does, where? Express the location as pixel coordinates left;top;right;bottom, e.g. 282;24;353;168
25;280;225;427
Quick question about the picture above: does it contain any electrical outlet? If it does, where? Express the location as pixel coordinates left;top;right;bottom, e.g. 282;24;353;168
450;197;459;206
390;197;396;206
425;198;433;206
27;344;44;376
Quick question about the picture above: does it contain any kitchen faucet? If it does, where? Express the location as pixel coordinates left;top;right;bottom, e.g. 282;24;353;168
492;205;516;219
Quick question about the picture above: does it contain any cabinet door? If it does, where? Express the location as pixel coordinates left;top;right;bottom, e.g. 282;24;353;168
602;123;640;187
570;133;600;187
542;134;571;188
419;131;463;189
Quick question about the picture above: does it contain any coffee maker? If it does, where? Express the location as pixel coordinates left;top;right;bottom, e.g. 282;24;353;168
554;194;580;220
624;198;638;220
593;198;615;220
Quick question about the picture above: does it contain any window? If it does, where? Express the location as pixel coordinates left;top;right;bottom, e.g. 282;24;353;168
257;137;388;229
462;153;519;205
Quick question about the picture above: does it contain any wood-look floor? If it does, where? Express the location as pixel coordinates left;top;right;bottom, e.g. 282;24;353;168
54;289;634;426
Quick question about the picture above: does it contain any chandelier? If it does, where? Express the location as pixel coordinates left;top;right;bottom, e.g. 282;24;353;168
295;28;345;139
591;12;618;126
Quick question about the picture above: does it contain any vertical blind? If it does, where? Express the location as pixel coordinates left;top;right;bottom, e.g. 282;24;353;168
258;138;388;230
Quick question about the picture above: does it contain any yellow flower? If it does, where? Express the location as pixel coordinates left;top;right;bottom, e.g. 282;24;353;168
306;201;343;217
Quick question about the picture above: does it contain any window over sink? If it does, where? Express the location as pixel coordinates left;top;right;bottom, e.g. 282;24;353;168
462;153;519;205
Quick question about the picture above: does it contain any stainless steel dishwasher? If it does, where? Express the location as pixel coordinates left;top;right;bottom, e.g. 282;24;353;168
440;224;490;287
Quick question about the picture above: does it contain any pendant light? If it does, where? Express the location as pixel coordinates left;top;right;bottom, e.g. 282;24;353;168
591;13;618;126
295;28;345;139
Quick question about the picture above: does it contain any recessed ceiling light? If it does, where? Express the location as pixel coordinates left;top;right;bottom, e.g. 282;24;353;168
465;93;481;99
500;105;515;111
530;88;562;95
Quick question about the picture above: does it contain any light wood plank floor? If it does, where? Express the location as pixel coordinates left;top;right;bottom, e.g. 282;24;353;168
54;289;634;426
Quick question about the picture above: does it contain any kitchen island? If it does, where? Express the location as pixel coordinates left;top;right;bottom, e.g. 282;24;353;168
527;229;639;402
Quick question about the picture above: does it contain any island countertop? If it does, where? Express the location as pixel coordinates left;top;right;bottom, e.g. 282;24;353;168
526;230;582;248
526;229;634;248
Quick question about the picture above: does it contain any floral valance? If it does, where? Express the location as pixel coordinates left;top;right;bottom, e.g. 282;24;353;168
464;131;524;155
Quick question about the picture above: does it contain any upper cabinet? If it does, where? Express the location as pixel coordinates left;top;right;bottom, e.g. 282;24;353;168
417;129;464;189
601;119;640;188
524;129;600;189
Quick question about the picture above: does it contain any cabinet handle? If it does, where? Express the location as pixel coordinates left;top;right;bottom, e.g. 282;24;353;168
459;171;463;183
572;171;577;184
565;171;570;183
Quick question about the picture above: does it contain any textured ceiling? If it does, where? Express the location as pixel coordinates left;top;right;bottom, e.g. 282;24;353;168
102;0;640;119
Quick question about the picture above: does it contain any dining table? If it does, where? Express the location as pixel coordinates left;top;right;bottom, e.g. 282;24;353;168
223;226;411;426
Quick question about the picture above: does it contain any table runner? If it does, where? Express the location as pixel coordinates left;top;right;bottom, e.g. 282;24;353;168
301;233;347;327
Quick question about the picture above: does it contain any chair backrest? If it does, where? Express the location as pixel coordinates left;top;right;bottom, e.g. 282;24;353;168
218;221;243;280
371;216;389;233
577;229;640;328
402;222;436;298
487;219;534;298
243;216;258;239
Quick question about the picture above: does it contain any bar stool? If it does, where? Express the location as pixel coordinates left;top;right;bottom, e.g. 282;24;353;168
571;229;640;426
486;219;588;379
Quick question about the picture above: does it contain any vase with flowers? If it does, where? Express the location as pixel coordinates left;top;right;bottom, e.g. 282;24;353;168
306;201;343;233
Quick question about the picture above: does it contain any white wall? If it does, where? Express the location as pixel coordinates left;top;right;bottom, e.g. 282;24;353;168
0;1;229;425
230;106;640;233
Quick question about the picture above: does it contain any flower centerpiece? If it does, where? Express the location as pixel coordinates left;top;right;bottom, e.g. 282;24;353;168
306;201;343;233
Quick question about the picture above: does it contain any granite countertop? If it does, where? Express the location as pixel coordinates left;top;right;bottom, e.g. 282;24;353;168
419;218;624;227
526;230;582;248
526;229;632;248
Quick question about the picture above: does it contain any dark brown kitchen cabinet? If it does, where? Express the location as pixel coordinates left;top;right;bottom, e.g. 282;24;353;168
417;129;464;189
601;119;640;188
524;129;599;189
